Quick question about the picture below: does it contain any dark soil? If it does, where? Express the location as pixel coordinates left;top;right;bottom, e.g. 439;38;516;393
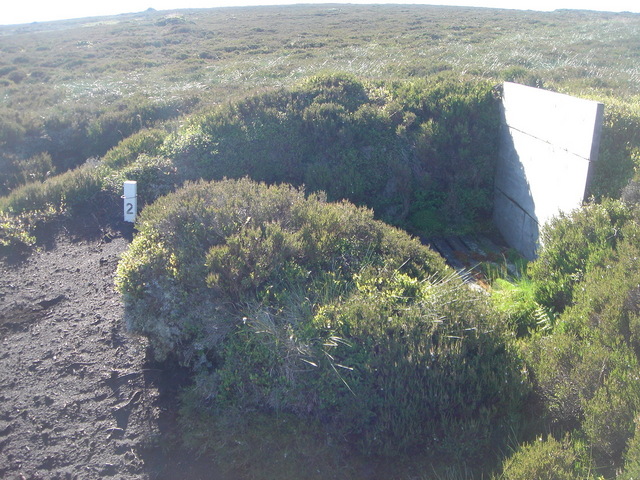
0;218;213;479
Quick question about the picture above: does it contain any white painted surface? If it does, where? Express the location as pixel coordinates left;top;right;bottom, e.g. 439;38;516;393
501;82;604;160
123;181;137;223
493;83;604;259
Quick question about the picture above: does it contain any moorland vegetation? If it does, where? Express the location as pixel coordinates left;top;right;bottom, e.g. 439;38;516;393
2;4;640;479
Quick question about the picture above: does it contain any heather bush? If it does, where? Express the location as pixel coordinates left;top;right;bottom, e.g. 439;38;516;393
102;154;177;206
0;164;102;216
0;152;54;196
589;99;640;200
528;199;633;312
162;74;500;235
302;269;526;457
0;114;26;149
496;435;594;480
0;129;170;226
524;332;639;437
0;211;37;250
390;78;500;231
621;419;640;480
0;74;502;247
86;94;197;159
116;177;446;360
564;227;640;353
116;178;527;459
566;233;640;468
13;152;55;185
582;371;639;468
37;112;94;171
523;227;640;472
101;128;168;170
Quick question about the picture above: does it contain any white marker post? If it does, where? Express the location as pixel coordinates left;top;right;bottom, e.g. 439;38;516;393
123;181;137;222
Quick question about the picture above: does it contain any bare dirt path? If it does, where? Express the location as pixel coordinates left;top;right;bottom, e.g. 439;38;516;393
0;226;167;479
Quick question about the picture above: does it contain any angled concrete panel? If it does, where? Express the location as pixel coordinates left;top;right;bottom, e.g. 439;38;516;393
493;189;539;260
501;83;605;160
493;82;604;259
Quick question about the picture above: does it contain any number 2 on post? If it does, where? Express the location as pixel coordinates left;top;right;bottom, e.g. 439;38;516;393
123;181;137;222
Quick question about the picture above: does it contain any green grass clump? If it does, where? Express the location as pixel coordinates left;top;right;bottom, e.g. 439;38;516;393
116;177;527;463
490;276;553;337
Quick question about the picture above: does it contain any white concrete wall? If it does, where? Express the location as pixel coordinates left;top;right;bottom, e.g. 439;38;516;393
493;82;604;259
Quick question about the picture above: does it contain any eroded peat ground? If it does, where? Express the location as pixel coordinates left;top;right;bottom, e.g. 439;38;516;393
0;224;213;479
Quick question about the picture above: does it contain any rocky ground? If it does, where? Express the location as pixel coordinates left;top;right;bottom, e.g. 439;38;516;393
0;220;212;479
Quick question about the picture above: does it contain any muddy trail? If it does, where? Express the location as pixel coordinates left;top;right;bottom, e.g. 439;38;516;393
0;220;216;480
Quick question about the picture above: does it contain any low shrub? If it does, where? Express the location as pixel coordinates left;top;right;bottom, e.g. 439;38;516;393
102;154;178;206
0;212;36;250
116;178;527;459
0;205;58;254
621;418;640;480
528;198;633;313
0;74;501;247
0;152;54;196
525;332;640;449
162;73;501;236
101;128;168;170
303;269;526;458
390;76;501;232
496;435;595;480
13;152;55;185
0;114;26;149
116;177;447;361
582;370;639;468
522;226;640;471
0;164;102;216
589;98;640;200
564;233;640;468
85;94;198;159
36;111;94;171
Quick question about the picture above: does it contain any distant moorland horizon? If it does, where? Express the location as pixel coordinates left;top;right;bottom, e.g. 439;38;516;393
2;0;639;26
